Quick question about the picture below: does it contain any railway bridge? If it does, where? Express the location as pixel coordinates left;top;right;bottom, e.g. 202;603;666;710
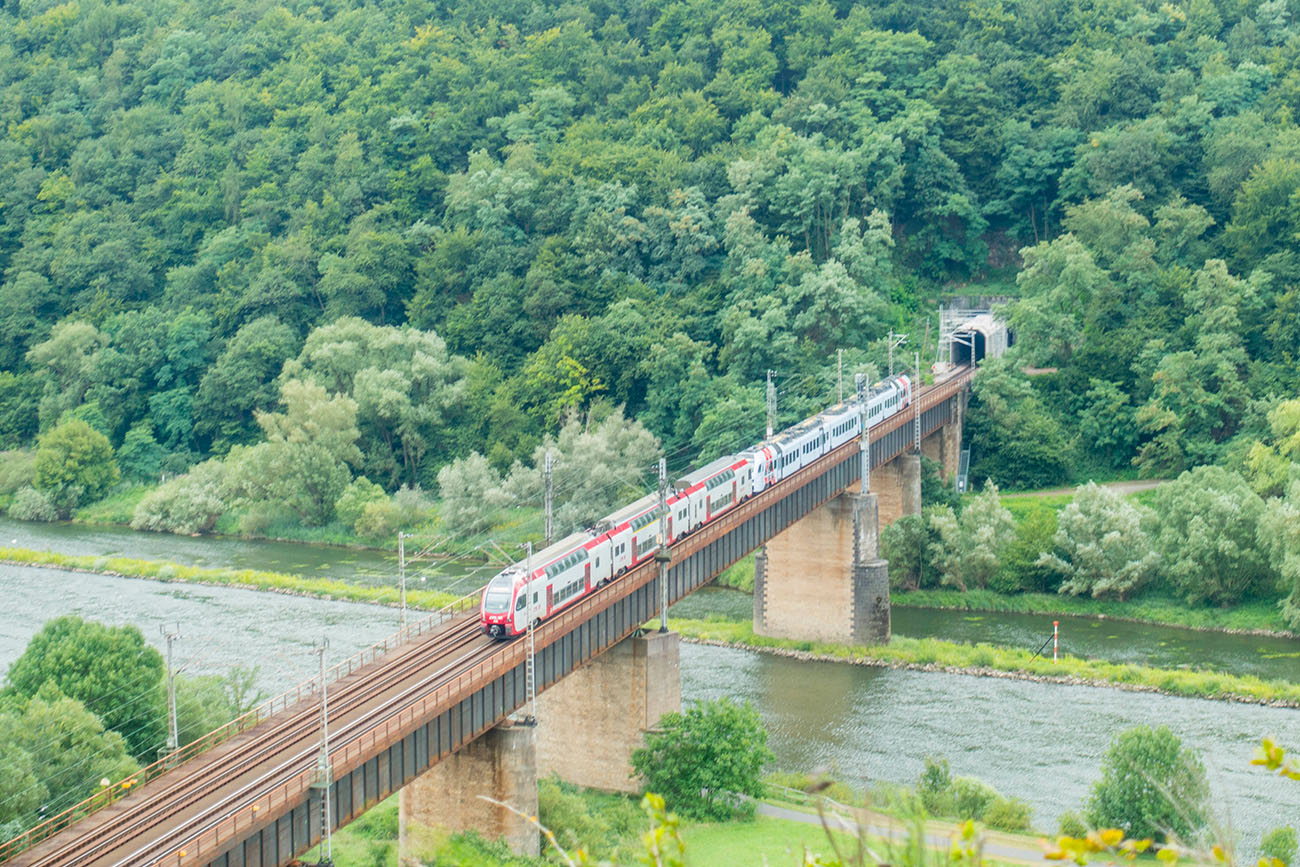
4;368;974;867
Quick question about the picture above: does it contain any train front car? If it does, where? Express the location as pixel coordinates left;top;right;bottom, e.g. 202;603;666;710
481;566;524;638
895;374;912;407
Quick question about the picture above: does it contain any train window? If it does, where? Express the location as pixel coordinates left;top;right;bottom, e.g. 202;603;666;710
516;595;526;611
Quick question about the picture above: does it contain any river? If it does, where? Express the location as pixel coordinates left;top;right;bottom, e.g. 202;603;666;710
670;587;1300;683
2;519;1298;847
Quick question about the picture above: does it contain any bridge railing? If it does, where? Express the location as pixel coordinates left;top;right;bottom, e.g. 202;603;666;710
0;586;486;864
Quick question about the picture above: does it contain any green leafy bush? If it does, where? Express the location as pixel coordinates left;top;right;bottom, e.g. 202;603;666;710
33;419;119;517
918;756;955;816
0;450;35;497
8;486;57;522
950;777;998;821
131;459;229;534
1086;725;1209;842
1058;810;1089;837
335;476;388;530
983;796;1033;832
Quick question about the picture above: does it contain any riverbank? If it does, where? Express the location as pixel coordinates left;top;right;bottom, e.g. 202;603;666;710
892;589;1297;637
0;546;460;609
669;617;1300;707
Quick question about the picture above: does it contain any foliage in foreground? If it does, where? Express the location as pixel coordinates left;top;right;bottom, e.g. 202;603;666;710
0;619;263;838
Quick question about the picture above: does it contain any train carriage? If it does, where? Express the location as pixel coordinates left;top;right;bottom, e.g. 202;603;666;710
479;530;612;638
482;369;925;639
819;400;862;451
675;454;750;532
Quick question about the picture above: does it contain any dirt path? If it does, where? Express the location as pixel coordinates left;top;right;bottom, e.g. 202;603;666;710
1011;479;1166;498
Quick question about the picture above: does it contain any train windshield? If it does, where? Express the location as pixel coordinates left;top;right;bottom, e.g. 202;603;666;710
483;572;515;613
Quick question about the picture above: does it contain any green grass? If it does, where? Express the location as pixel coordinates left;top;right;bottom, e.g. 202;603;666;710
72;484;151;524
684;814;861;866
0;546;459;609
669;617;1300;705
892;589;1295;635
997;492;1075;521
716;552;757;591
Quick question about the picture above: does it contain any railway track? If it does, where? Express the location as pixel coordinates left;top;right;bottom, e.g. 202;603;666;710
5;368;975;867
15;616;494;866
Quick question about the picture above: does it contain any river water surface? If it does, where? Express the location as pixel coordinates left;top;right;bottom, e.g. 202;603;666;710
3;519;1299;848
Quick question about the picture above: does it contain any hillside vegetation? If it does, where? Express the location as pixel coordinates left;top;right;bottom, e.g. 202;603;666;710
1;0;1299;617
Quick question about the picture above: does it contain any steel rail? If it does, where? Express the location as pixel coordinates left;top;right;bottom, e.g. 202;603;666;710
0;590;484;863
119;630;502;867
18;618;485;866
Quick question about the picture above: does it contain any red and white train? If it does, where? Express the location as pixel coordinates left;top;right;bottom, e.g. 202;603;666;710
480;374;913;638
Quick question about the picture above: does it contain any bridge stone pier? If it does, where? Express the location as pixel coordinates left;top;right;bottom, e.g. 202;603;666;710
397;630;679;861
536;629;680;792
754;487;891;645
753;396;965;647
398;720;539;862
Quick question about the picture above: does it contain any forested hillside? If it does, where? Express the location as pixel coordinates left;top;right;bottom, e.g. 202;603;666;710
1;0;1298;526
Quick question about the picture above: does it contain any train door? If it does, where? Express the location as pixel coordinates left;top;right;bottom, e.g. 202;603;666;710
667;514;673;541
546;583;553;615
512;585;527;633
584;562;591;592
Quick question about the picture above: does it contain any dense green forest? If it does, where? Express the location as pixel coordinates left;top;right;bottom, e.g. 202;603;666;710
1;0;1299;614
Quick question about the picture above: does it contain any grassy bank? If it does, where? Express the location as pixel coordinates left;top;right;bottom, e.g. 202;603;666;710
0;547;460;609
892;589;1295;636
669;617;1300;707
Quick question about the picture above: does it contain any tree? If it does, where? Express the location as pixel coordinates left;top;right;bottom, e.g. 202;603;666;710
928;480;1016;592
194;316;300;453
630;698;773;821
282;318;468;488
228;379;362;526
436;452;511;536
965;359;1072;489
1244;398;1300;498
1079;380;1138;469
882;512;939;591
995;505;1058;594
503;408;663;535
0;686;138;823
5;617;166;759
116;423;165;483
174;666;264;746
1262;481;1300;630
1041;483;1159;601
32;418;120;517
1150;467;1273;606
1133;262;1258;477
1086;725;1210;842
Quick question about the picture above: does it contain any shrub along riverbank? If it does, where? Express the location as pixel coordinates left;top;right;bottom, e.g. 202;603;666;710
668;617;1300;707
0;547;460;609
